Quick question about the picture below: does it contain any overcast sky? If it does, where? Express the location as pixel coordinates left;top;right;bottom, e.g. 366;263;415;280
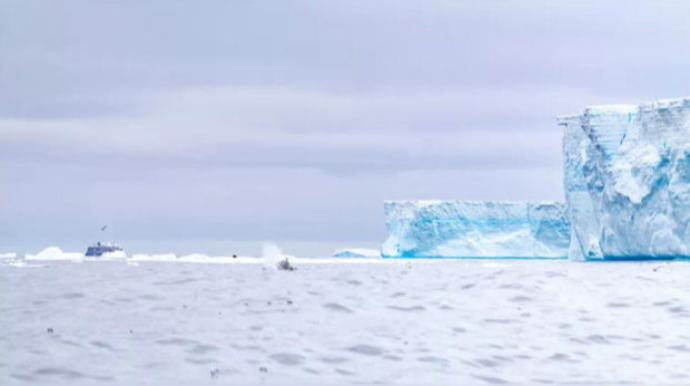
1;0;689;256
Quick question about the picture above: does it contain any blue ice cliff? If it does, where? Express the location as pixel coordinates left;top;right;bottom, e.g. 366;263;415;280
559;97;690;260
382;201;571;258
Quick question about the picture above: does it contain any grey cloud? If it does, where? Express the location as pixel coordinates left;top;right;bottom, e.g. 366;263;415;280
2;1;689;119
1;0;688;254
0;87;565;174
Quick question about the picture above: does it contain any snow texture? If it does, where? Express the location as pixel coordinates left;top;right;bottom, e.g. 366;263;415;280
333;248;381;258
559;97;690;260
382;201;570;259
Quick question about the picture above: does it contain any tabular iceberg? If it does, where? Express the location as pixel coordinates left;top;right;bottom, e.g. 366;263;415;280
382;201;570;258
559;97;690;260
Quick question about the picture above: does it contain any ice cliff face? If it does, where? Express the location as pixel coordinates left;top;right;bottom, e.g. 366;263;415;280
382;201;570;258
559;97;690;260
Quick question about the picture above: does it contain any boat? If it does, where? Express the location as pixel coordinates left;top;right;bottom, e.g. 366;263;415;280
85;242;123;257
85;225;124;257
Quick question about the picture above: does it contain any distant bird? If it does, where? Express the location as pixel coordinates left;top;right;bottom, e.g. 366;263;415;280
101;225;108;231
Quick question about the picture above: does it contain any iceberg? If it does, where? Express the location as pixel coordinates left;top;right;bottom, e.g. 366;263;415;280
559;97;690;260
178;253;213;261
100;250;128;259
130;253;178;262
26;247;83;261
382;201;570;258
333;248;381;258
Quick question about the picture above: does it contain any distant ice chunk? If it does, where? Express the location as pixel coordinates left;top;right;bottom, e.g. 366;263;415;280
333;248;381;258
178;253;212;262
8;260;44;268
130;253;178;262
0;252;17;259
100;250;127;259
26;247;83;261
382;201;570;258
559;97;690;260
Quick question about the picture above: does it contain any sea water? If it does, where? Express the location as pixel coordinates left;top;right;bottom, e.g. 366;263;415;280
3;259;690;385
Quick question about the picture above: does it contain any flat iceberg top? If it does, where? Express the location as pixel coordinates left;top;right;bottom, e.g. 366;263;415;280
639;97;690;111
557;96;690;124
385;201;569;224
383;201;570;259
583;104;638;115
385;199;562;206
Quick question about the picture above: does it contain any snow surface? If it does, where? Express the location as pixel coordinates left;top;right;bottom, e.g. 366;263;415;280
3;259;690;385
332;248;381;258
559;97;690;260
382;201;570;258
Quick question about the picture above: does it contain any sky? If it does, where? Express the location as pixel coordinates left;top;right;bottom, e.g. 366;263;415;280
1;0;689;256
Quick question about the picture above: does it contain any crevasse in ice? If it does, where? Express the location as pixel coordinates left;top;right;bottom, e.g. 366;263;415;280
559;97;690;260
382;201;570;258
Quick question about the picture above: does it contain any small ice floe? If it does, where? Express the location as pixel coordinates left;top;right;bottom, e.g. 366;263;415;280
179;253;211;262
8;260;45;268
99;250;127;260
130;253;178;262
0;252;17;259
332;248;381;258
